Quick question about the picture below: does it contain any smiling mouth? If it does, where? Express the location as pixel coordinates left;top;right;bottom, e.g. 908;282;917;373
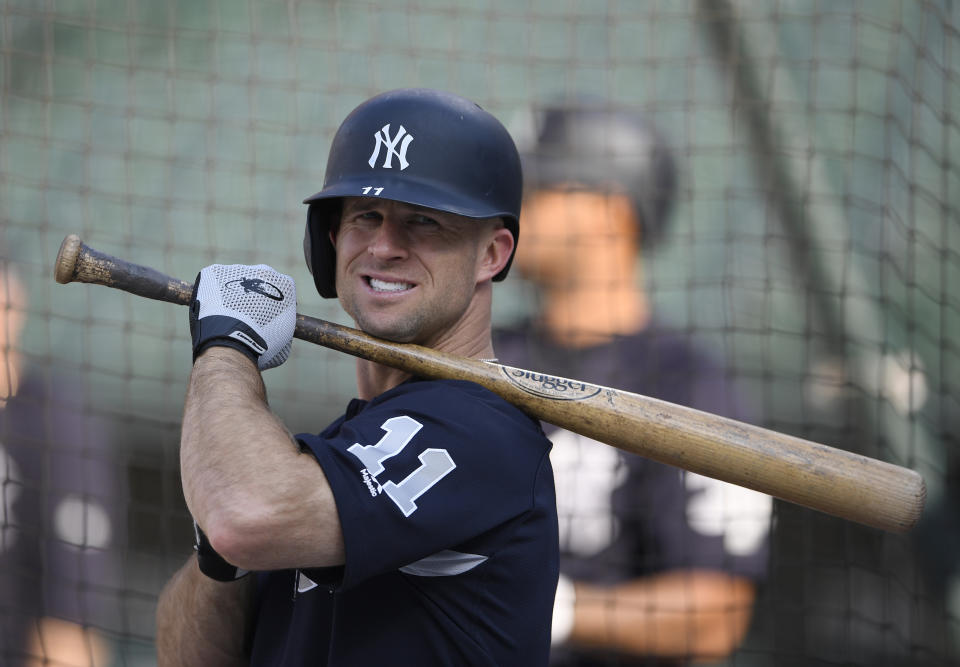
367;277;414;293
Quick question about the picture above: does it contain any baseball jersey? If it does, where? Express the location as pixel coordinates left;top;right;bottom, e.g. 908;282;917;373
248;377;559;666
494;322;772;666
1;371;126;660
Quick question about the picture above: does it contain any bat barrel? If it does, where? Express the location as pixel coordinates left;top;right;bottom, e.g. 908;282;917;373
486;368;928;534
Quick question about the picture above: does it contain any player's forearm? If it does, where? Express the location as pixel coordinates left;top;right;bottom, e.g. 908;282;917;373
180;347;293;524
156;555;254;667
180;346;345;569
569;570;756;661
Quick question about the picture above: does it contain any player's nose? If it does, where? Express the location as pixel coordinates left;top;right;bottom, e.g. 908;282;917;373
366;218;410;261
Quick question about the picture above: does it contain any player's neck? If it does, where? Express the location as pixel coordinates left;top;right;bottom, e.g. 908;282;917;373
534;248;650;348
0;352;21;408
355;292;497;400
354;336;497;400
355;361;411;401
539;282;650;349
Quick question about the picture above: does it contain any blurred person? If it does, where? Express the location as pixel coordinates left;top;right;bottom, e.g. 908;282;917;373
0;255;125;666
494;101;773;665
155;88;558;666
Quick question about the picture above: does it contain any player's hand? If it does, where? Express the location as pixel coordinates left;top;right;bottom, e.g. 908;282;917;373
189;264;296;370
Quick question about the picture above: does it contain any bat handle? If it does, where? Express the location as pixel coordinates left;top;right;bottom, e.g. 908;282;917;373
54;234;194;305
54;234;83;285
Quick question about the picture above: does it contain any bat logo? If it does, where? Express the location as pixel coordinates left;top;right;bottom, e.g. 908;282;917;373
499;366;602;401
225;277;285;301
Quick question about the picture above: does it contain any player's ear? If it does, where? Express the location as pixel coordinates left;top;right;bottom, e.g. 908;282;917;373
476;221;515;283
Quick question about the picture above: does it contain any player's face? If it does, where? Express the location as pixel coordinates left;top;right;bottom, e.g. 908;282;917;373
515;189;636;288
332;198;510;346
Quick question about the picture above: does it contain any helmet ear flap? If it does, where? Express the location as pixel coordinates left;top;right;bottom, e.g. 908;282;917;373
303;201;341;299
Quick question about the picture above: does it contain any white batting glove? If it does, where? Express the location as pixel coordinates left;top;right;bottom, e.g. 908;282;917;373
189;264;296;370
552;573;576;646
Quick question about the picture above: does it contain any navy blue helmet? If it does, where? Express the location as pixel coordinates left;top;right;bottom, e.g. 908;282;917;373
303;88;523;298
516;100;677;249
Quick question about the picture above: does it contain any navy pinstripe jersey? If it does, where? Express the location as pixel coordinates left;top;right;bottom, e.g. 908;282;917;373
494;323;772;667
248;378;559;666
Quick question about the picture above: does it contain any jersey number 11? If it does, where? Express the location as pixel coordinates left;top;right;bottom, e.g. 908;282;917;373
348;416;456;517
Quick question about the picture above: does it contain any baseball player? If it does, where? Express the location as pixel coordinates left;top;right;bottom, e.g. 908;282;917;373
1;256;124;666
155;88;559;666
495;101;772;665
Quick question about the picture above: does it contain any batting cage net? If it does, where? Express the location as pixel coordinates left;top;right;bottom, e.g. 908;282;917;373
1;1;957;665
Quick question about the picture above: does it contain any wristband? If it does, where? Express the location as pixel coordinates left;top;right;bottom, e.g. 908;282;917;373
552;573;576;645
193;520;250;582
189;281;266;365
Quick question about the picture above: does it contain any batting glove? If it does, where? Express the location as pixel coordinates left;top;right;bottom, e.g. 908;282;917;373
190;264;297;370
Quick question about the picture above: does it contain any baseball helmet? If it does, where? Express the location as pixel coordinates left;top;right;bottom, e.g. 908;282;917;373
516;100;677;248
303;88;523;298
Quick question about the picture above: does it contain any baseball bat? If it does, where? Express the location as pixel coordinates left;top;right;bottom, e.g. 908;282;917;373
54;234;926;533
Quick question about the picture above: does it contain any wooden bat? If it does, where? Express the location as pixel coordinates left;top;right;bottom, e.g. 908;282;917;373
54;233;926;533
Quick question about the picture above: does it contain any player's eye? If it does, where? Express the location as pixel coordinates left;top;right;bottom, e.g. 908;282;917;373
346;210;383;227
408;214;440;228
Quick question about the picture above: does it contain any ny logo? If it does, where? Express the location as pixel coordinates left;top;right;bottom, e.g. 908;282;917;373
368;124;414;170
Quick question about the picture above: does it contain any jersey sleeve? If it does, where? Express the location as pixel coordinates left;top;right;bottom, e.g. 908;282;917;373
297;379;552;590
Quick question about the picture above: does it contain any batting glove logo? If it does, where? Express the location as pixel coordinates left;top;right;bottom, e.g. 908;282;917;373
225;277;285;301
